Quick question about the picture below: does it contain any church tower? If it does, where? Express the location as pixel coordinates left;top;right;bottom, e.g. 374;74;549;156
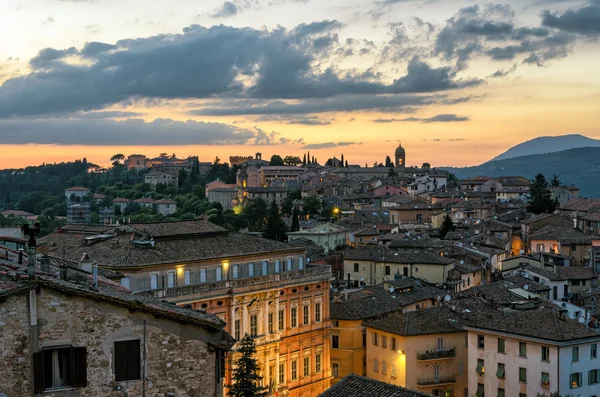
395;142;406;170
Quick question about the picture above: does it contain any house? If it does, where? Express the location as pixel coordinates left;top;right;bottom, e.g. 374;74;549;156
329;279;446;384
558;198;600;220
364;305;468;396
408;175;448;196
124;154;147;170
156;199;177;216
319;374;434;397
371;184;406;197
145;171;178;189
460;177;501;193
133;197;156;208
112;197;131;212
205;180;236;197
207;188;238;210
0;209;38;224
528;226;599;266
521;213;573;239
0;261;233;397
259;166;306;186
64;186;90;201
38;219;332;397
287;223;349;254
551;186;579;204
240;186;287;206
344;247;455;286
388;204;444;225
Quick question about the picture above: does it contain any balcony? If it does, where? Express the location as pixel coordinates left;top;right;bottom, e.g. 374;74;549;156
134;266;332;302
417;375;456;387
416;348;456;361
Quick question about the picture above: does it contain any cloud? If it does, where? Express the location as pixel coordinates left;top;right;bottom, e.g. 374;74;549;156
211;2;238;18
541;1;600;36
190;93;470;115
0;117;263;145
0;23;480;118
255;114;333;125
301;141;362;149
373;113;469;123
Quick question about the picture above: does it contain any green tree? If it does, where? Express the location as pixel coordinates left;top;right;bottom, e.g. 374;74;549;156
550;174;561;187
110;153;125;163
303;196;322;217
340;153;345;167
302;154;307;166
281;196;294;217
439;215;455;239
245;198;268;232
227;335;268;397
263;200;288;241
283;156;302;166
385;156;393;167
528;173;556;214
270;155;284;166
291;206;300;231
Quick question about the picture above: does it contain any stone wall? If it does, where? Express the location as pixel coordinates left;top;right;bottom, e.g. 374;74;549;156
0;293;32;396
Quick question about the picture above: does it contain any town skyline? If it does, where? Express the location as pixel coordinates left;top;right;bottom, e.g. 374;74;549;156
1;0;600;169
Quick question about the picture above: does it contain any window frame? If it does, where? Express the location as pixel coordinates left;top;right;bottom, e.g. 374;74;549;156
477;334;485;349
519;367;527;383
315;302;321;323
497;338;505;353
332;335;339;349
114;340;141;383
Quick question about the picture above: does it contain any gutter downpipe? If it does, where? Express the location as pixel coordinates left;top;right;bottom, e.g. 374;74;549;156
142;320;147;397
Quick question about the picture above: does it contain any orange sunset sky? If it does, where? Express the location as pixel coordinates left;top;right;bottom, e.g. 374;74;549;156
1;0;599;169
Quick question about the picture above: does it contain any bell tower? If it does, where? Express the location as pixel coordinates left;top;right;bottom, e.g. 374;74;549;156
395;142;406;170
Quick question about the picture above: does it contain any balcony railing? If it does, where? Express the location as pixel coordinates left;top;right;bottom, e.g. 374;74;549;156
417;375;456;386
416;348;456;361
134;265;332;300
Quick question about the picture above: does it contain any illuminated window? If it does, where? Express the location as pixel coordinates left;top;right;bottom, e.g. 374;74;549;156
570;372;582;388
250;315;258;337
476;359;484;374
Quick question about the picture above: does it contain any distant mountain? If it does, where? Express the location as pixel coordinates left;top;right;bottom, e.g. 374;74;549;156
489;134;600;162
442;147;600;198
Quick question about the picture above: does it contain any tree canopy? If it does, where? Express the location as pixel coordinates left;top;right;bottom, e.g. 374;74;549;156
263;200;288;241
227;335;268;397
270;155;284;166
528;173;556;214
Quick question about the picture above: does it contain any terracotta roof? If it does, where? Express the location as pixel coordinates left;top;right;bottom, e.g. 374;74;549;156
319;374;433;397
1;209;35;217
365;305;466;335
93;194;106;199
560;198;600;212
155;199;177;204
134;198;156;204
344;247;453;265
529;226;595;245
65;186;91;191
556;267;597;280
113;198;131;203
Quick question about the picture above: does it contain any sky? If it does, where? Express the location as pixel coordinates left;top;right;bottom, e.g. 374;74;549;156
1;0;600;169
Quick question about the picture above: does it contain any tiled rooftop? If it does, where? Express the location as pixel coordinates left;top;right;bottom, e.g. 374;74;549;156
319;374;433;397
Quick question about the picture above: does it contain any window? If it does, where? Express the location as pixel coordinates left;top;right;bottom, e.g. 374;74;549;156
279;309;285;330
541;372;550;388
477;334;485;349
262;261;268;276
291;360;298;380
34;346;87;392
589;369;600;385
315;353;322;373
332;363;339;378
519;394;526;397
303;356;310;377
279;363;285;384
497;338;505;353
519;342;527;357
497;388;505;397
391;337;397;351
216;266;222;281
200;268;207;283
332;335;339;349
570;372;582;388
476;359;484;374
299;257;304;270
593;344;598;359
391;363;397;377
519;367;527;383
167;271;175;288
275;260;281;273
287;258;292;271
184;270;191;285
250;315;258;337
496;363;505;378
373;358;379;371
438;337;444;350
458;362;464;375
115;340;140;382
232;264;239;279
315;302;321;323
476;384;484;397
382;360;387;374
354;263;359;272
573;346;579;362
150;273;158;290
372;332;379;346
542;345;550;362
234;319;240;340
120;277;131;289
382;335;388;349
303;305;310;325
249;263;254;277
291;307;298;328
385;266;391;276
268;313;274;334
363;332;366;348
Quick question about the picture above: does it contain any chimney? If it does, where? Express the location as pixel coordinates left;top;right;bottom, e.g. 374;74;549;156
92;263;98;289
333;291;342;303
79;253;93;273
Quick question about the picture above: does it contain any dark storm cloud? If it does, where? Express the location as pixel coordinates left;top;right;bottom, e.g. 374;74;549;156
0;22;480;118
0;117;260;145
372;114;469;123
301;141;362;149
541;0;600;35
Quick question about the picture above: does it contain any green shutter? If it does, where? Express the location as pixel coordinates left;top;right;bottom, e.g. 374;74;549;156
496;364;505;378
497;389;505;397
542;372;550;383
476;360;484;374
476;384;484;397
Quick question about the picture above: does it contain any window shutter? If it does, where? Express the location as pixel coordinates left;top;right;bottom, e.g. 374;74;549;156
33;351;45;393
127;340;141;381
71;347;88;387
114;341;128;381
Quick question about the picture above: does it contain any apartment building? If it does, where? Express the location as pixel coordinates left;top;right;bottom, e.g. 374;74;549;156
39;219;332;397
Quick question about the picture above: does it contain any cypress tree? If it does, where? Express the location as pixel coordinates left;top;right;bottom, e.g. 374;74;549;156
227;335;268;397
291;206;300;231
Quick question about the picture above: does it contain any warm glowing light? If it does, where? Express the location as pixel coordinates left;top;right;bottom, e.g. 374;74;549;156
233;205;243;215
222;260;230;271
176;266;184;275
